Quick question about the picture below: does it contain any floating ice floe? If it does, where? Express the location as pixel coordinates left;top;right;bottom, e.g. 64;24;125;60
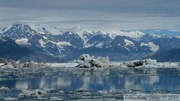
119;59;180;68
121;59;157;68
0;56;180;81
0;63;16;69
18;89;47;99
3;97;18;101
0;61;49;69
45;63;78;68
0;86;9;91
50;96;63;101
74;54;110;68
0;63;5;66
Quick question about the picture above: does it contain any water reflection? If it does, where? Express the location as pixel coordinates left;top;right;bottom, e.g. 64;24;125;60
0;75;180;93
124;76;160;90
39;77;72;89
15;80;28;90
141;76;159;85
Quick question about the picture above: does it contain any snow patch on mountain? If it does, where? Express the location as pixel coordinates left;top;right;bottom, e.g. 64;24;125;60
84;43;93;48
95;42;104;48
42;26;64;35
123;31;145;40
124;39;134;46
140;42;159;52
61;27;94;44
49;41;71;48
79;32;93;43
39;39;46;47
43;36;47;40
57;41;72;46
149;33;161;38
28;24;44;34
15;38;30;45
104;30;145;40
175;36;180;39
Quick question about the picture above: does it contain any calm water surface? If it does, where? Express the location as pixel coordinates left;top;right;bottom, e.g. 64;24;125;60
0;67;180;100
1;73;180;92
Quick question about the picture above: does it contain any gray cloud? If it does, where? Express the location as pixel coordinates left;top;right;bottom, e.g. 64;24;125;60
1;0;180;15
0;0;180;31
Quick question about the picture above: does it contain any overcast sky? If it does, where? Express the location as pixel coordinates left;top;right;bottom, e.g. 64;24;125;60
0;0;180;31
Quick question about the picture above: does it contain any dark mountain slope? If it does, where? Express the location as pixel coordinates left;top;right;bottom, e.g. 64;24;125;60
0;37;31;60
0;36;64;62
147;48;180;62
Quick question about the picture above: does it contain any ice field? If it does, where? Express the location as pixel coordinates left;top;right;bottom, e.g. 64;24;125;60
0;55;180;100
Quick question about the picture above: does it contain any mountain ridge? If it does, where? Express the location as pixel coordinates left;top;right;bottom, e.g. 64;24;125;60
1;23;180;61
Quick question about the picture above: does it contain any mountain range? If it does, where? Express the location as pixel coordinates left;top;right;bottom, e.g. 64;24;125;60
0;23;180;62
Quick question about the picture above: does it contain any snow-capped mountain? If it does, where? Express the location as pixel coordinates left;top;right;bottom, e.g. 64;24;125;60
1;23;180;61
108;36;137;49
2;24;84;56
86;32;112;48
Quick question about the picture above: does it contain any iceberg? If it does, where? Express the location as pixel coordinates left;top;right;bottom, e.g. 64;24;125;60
1;63;16;69
75;54;109;68
121;59;157;68
18;89;47;99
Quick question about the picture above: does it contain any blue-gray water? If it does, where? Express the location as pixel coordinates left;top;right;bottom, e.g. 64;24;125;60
1;75;180;92
0;67;180;100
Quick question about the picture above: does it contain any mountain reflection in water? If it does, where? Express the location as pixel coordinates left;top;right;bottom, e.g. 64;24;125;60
1;75;180;93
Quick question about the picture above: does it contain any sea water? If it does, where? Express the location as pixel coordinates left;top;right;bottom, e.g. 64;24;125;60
0;67;180;100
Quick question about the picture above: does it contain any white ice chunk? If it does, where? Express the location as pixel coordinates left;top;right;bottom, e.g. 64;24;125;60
121;59;157;68
45;63;78;67
75;54;109;68
4;97;18;101
1;63;16;69
50;97;63;101
0;86;9;90
0;63;5;66
18;89;47;99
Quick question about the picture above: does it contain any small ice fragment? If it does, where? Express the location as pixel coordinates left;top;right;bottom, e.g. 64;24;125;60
0;86;9;90
4;97;18;101
50;96;63;101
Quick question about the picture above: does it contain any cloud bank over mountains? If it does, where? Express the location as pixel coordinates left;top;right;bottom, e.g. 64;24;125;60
0;0;180;31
